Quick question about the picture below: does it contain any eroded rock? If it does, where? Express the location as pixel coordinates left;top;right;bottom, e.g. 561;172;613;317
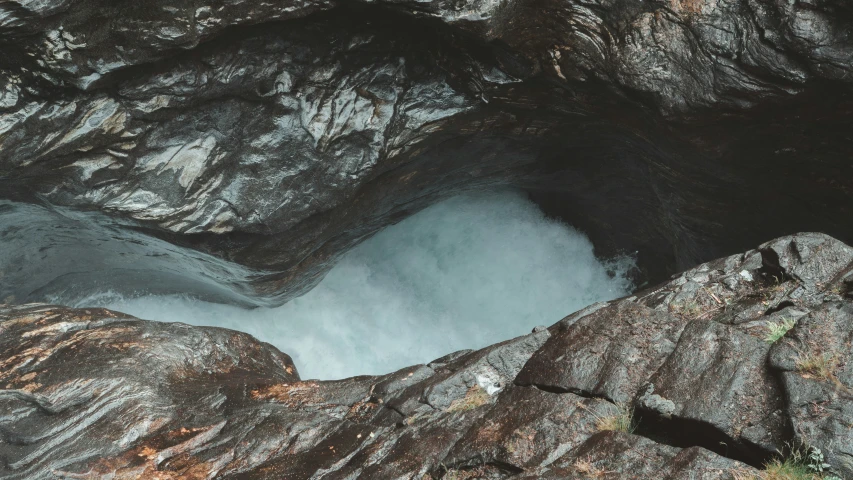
2;233;853;478
443;387;615;470
0;303;299;478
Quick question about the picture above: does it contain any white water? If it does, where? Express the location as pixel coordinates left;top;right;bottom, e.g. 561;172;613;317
74;190;635;380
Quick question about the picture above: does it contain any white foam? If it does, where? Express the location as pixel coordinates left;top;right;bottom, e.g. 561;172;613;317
75;189;635;380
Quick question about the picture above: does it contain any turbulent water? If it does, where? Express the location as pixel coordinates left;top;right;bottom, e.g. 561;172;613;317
74;190;635;380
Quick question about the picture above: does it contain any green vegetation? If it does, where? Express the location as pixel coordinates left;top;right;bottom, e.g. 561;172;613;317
733;446;841;480
764;317;797;343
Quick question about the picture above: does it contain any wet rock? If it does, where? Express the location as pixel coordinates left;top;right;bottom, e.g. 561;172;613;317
769;302;853;478
0;303;299;478
1;19;481;238
515;301;686;403
0;302;554;478
0;12;498;305
3;235;853;478
0;0;335;88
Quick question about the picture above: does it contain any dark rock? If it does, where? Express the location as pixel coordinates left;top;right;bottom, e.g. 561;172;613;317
2;2;853;305
443;386;615;470
518;431;759;479
0;303;299;478
0;0;334;89
637;320;787;458
385;328;550;419
515;301;687;403
760;233;853;299
0;10;500;305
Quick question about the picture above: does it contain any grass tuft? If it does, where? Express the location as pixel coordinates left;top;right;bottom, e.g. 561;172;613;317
446;386;491;413
795;352;840;382
731;447;841;480
577;401;636;433
573;457;609;479
670;300;703;318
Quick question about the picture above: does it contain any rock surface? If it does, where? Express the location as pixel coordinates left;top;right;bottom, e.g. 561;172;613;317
2;0;853;305
2;232;852;478
3;0;853;476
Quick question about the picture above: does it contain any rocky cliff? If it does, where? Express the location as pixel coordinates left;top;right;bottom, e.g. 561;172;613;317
2;0;853;305
2;0;853;478
2;232;851;479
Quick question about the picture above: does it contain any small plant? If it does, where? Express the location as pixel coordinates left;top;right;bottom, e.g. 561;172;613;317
578;401;636;433
446;386;490;413
671;300;703;318
795;352;839;381
573;456;608;479
763;455;814;479
807;448;831;474
765;317;797;343
440;467;490;480
732;445;840;480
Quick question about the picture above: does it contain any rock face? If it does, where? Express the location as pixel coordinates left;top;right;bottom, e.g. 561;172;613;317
2;0;853;305
3;1;853;476
2;232;852;479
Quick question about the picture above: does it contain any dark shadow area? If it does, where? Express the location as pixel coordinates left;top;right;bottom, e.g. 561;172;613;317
634;410;781;469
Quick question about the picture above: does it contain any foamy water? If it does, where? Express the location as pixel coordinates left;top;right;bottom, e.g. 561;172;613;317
73;189;635;379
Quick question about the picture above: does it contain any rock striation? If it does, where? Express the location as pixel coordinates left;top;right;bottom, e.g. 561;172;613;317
2;232;852;479
3;1;853;478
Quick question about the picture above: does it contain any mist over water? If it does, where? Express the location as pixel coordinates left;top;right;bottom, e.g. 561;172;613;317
74;190;635;380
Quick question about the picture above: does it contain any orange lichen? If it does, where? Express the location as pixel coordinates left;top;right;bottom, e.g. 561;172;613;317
17;371;38;382
137;446;158;460
251;382;323;406
346;399;380;422
668;0;707;15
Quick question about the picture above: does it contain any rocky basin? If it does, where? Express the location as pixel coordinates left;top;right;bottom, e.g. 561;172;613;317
2;232;851;479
